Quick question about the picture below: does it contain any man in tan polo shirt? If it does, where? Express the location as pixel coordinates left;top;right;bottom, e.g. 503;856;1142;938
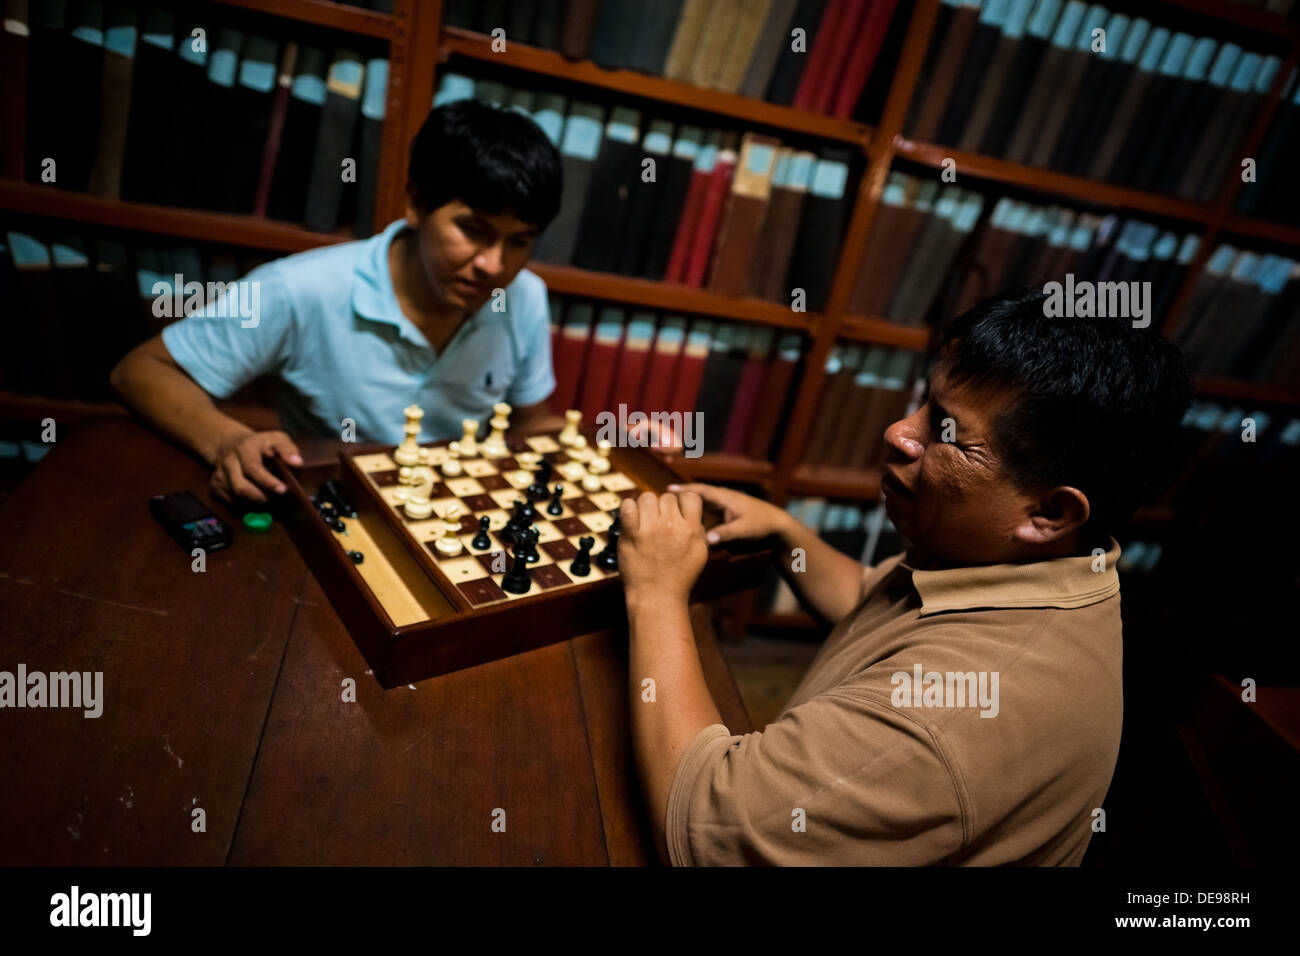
616;288;1193;865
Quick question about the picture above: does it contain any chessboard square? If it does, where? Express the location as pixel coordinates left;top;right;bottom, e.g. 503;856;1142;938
440;556;490;582
553;517;589;537
478;509;510;531
499;578;535;600
353;452;397;473
405;519;445;540
502;470;533;489
444;477;485;497
458;579;507;606
489;489;522;509
558;481;584;499
534;522;563;543
588;491;622;512
475;550;510;575
423;446;449;464
541;539;578;562
566;497;596;515
601;472;636;492
582;511;614;533
533;564;572;589
526;435;562;453
461;493;496;512
462;459;497;477
495;456;519;472
367;468;400;487
478;474;510;491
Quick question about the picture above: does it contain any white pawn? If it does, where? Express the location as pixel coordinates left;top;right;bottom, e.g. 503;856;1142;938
559;409;582;447
460;418;479;458
588;438;612;475
482;402;511;458
394;404;424;466
581;468;603;493
441;441;463;477
404;496;434;520
393;466;416;502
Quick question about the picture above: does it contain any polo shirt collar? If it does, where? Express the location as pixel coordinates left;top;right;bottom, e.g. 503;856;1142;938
352;219;484;352
897;536;1121;617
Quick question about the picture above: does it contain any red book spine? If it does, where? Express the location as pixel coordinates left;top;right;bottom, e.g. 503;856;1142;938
792;0;848;110
577;312;625;419
721;355;767;453
684;151;736;287
552;312;594;411
831;0;899;118
665;321;714;447
609;317;654;412
812;0;872;114
254;44;297;218
664;168;710;283
638;320;686;414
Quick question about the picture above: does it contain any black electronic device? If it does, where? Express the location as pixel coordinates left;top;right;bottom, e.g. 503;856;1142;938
149;491;232;553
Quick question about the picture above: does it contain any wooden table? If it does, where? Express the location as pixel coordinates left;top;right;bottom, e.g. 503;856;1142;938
0;419;752;865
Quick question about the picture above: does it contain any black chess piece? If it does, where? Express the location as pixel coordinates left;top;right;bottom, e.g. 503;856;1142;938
319;480;357;517
546;483;564;516
596;513;620;571
501;546;532;594
520;497;538;522
570;535;595;577
526;458;553;502
521;525;541;563
506;499;528;536
471;515;492;550
347;550;364;564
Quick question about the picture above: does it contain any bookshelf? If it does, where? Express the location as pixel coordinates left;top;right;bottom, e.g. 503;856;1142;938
1;0;1298;515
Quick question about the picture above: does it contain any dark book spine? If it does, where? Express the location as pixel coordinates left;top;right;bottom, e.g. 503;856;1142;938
572;107;641;272
268;45;327;223
639;131;697;279
119;7;174;204
88;3;138;199
353;56;388;237
532;102;604;264
61;0;106;191
933;3;1007;147
222;34;279;214
784;147;852;311
2;0;30;180
303;50;365;232
764;0;828;104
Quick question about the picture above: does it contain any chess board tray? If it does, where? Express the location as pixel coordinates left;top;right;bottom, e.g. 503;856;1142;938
272;428;770;687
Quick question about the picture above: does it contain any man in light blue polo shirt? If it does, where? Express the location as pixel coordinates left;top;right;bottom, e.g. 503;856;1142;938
111;101;564;503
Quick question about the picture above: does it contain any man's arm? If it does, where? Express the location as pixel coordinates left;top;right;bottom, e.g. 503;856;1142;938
618;491;719;864
110;336;301;502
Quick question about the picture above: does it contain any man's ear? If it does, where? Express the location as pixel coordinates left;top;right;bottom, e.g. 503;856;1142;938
404;182;423;227
1016;485;1090;546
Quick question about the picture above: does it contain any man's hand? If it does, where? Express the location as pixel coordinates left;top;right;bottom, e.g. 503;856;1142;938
619;491;709;605
210;429;303;503
667;482;793;545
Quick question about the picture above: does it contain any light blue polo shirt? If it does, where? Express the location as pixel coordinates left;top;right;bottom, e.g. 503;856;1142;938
161;219;556;443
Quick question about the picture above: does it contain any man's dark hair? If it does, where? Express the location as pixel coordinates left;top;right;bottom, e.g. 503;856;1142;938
408;99;562;228
933;287;1193;539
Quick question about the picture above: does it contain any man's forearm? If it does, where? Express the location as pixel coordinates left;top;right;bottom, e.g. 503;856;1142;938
626;591;723;865
111;348;250;464
774;514;869;623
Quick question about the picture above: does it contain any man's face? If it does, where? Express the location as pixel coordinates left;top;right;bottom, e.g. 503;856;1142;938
879;362;1078;567
406;198;539;313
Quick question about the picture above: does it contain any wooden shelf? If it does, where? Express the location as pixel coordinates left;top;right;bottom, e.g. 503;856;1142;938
213;0;400;38
0;180;348;253
1222;214;1300;249
840;315;931;351
441;27;873;146
1195;375;1300;407
529;263;813;331
1158;0;1300;39
787;464;883;501
652;452;773;486
893;138;1217;225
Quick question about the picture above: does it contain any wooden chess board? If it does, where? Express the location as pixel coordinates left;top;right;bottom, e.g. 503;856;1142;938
345;432;642;609
273;426;768;687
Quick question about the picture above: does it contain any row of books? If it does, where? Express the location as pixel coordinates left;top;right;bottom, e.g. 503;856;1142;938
1173;245;1300;388
548;295;806;461
437;72;855;309
444;0;903;119
866;172;1202;327
3;2;387;235
0;225;271;401
800;346;921;469
1224;0;1298;17
905;0;1284;203
1166;400;1300;509
1235;71;1300;225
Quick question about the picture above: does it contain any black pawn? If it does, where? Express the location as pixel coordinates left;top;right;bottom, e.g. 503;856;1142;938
570;535;595;577
520;497;538;522
596;516;620;571
521;525;541;564
546;483;564;516
527;458;553;502
501;547;532;594
506;499;528;536
471;515;492;550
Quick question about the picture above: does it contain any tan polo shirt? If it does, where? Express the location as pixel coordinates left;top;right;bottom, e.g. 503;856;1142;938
667;538;1124;866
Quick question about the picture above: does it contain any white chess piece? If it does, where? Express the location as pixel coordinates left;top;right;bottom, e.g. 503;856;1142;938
588;438;612;475
568;433;593;463
394;405;424;466
580;468;603;493
393;466;416;502
404;496;434;520
441;441;463;477
460;418;479;458
559;409;582;447
482;402;512;457
435;517;463;555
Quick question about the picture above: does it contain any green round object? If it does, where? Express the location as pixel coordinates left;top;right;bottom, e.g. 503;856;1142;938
243;512;273;534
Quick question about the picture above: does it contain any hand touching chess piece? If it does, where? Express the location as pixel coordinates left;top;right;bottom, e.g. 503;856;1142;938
209;428;304;503
617;490;708;605
665;482;795;545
